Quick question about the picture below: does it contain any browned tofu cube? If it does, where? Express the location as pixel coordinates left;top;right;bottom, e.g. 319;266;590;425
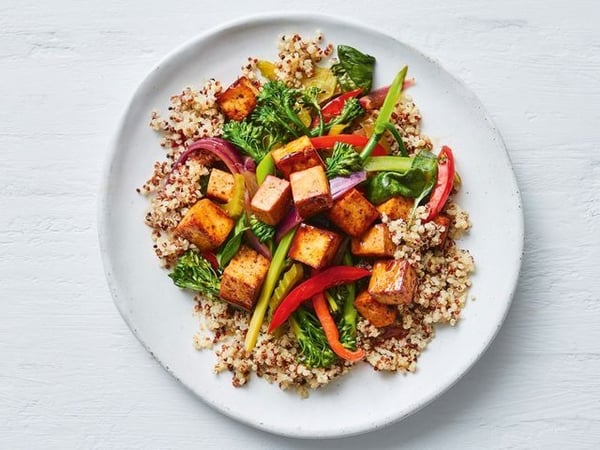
351;224;395;258
219;246;269;310
271;136;324;178
433;214;451;248
289;165;332;218
354;290;397;328
250;175;291;225
206;168;234;203
327;188;379;237
175;198;234;251
288;223;342;270
376;196;414;220
216;77;259;121
368;259;418;305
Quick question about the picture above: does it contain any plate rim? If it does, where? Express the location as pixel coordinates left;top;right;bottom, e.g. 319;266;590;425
97;10;524;438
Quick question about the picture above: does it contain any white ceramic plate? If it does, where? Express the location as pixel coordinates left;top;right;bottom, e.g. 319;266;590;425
99;13;523;438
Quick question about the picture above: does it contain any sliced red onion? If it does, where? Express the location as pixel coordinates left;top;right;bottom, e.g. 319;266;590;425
359;80;414;111
330;171;367;200
167;137;244;184
245;230;272;259
242;156;257;173
275;206;302;243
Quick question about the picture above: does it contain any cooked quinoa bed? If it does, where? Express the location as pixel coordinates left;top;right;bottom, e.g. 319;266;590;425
140;33;474;396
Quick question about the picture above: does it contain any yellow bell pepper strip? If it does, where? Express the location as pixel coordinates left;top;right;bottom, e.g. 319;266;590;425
312;292;365;363
257;60;277;80
222;174;245;218
244;227;298;352
267;266;371;332
267;263;304;323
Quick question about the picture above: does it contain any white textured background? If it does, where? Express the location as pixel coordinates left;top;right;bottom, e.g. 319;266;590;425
2;1;599;448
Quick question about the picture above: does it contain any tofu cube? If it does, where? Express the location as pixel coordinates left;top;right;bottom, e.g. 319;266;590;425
216;77;259;121
368;259;418;305
219;246;270;310
433;214;451;248
354;290;397;328
327;188;379;237
288;223;342;270
351;224;395;258
376;196;414;221
289;165;332;218
271;136;324;178
206;168;234;203
175;198;234;251
250;175;291;225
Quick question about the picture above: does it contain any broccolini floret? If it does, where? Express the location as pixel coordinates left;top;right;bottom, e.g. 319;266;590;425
325;142;363;178
169;250;221;298
290;307;336;368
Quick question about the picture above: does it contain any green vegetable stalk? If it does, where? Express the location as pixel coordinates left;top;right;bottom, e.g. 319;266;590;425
360;66;408;160
255;153;275;184
290;307;336;368
337;252;359;350
168;250;221;298
244;227;298;352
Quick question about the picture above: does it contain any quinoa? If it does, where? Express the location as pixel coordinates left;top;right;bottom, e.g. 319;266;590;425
141;33;475;395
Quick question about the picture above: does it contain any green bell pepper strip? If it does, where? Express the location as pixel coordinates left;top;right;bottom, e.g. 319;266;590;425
244;227;298;352
256;153;275;185
359;66;408;160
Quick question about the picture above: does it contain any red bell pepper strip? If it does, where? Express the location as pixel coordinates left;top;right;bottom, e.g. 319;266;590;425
310;135;388;156
310;88;363;127
424;146;455;222
267;266;371;332
201;251;219;270
312;292;365;363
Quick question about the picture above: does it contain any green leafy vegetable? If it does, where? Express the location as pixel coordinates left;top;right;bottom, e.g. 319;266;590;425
366;151;437;204
325;142;363;178
221;121;269;163
169;250;221;298
217;214;248;267
290;307;336;368
249;215;275;243
331;45;376;93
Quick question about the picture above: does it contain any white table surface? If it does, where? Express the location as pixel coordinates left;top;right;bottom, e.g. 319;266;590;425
2;1;599;448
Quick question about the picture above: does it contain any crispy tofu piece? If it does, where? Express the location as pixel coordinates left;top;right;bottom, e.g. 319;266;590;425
219;246;269;310
351;224;395;258
175;198;234;251
327;188;379;237
433;213;451;248
206;168;234;203
288;223;342;270
250;175;291;225
368;259;418;305
289;165;332;218
376;196;414;221
216;77;259;121
354;290;397;328
271;136;324;178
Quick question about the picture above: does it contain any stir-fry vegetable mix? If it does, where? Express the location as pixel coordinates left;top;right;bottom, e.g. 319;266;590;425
167;44;458;368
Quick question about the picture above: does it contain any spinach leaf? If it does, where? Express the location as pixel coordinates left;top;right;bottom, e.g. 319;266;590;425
331;45;376;92
366;151;438;204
